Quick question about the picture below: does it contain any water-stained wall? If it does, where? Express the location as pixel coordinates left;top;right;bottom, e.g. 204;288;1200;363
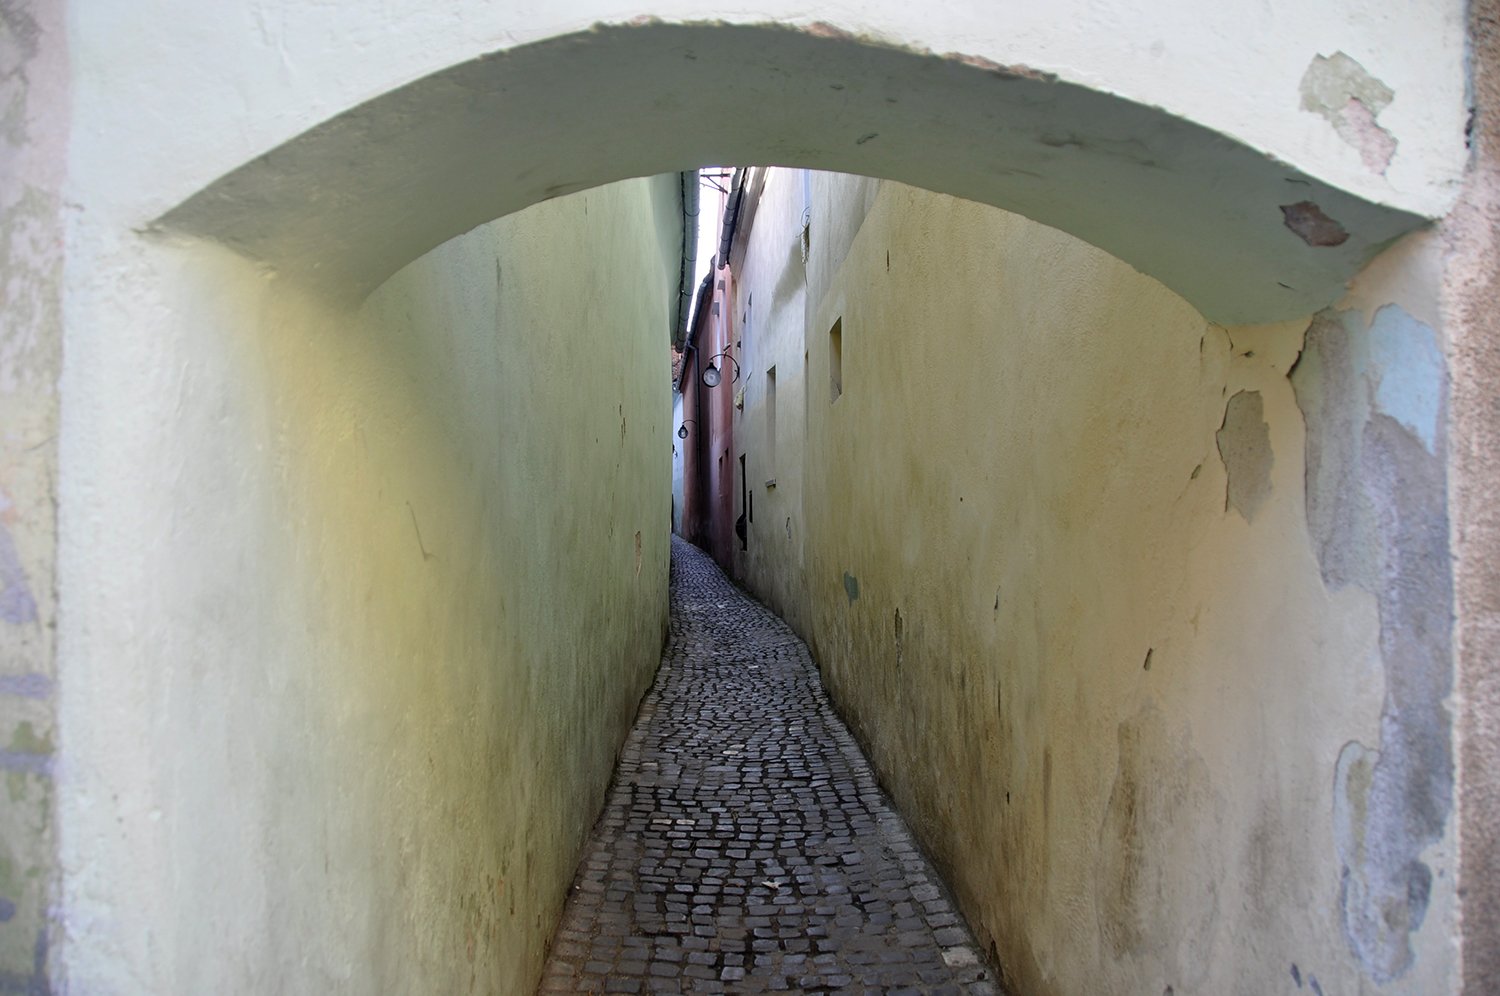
0;1;66;989
53;177;678;993
730;172;1458;994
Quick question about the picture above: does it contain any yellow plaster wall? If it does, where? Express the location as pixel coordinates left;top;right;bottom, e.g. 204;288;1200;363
734;174;1457;994
55;177;677;993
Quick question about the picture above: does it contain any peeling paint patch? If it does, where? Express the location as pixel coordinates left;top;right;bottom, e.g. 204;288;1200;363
1369;305;1444;454
1216;390;1273;521
842;572;860;602
803;21;858;42
1335;739;1434;981
1291;306;1452;982
1292;311;1375;590
1280;202;1349;247
939;51;1056;82
1336;98;1399;174
1300;51;1398;174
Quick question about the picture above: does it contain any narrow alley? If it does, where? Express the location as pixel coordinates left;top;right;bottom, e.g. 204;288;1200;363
537;538;998;995
8;5;1495;993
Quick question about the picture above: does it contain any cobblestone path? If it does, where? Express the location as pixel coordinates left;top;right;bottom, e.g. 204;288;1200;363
537;537;999;995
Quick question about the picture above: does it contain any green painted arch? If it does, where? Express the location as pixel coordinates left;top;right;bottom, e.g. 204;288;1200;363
159;20;1426;325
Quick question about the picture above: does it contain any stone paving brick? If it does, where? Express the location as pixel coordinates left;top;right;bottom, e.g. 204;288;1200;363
537;537;1001;995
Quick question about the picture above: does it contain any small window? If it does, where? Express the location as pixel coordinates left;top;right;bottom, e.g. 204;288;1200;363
829;318;843;403
766;366;777;472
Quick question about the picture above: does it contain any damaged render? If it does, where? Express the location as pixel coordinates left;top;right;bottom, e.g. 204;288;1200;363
1216;390;1274;521
1281;201;1350;247
1300;51;1399;174
1291;304;1452;983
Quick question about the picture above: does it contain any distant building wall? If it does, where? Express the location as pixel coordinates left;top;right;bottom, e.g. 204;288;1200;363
672;391;685;535
679;346;705;545
679;175;743;573
724;169;813;632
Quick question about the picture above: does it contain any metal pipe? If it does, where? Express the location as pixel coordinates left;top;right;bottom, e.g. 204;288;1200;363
673;169;700;349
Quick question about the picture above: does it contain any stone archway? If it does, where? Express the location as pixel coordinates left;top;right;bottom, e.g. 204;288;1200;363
160;21;1425;324
32;5;1481;993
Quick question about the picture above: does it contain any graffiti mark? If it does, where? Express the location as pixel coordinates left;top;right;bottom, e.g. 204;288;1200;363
406;502;436;562
0;674;51;699
0;751;51;777
0;524;36;624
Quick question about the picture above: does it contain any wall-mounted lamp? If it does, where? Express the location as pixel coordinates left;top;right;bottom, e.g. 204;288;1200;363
677;419;698;439
702;351;741;388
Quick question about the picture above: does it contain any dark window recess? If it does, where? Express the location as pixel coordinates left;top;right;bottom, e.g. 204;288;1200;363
766;366;777;471
738;454;749;551
829;318;843;402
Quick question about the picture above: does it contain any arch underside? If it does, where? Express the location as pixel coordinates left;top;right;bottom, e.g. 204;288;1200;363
159;21;1426;324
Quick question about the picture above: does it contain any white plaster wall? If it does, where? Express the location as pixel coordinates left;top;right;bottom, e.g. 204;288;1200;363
730;169;814;634
67;0;1466;231
732;171;1458;994
54;176;678;993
